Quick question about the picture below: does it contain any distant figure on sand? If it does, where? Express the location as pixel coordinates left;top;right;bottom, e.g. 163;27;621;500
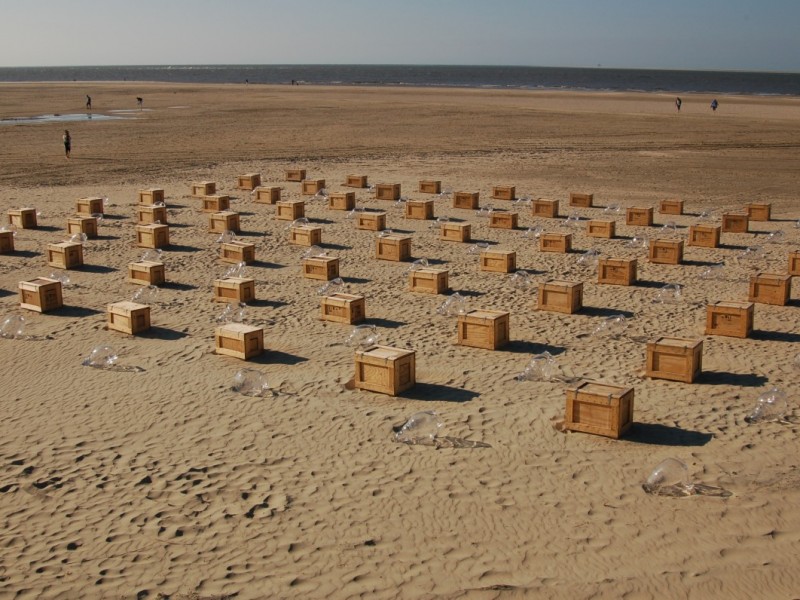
137;97;143;109
86;95;92;110
675;97;682;111
63;130;71;159
711;99;718;112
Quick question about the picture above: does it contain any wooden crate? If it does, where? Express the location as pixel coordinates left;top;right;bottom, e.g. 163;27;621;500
8;208;37;229
626;207;653;227
539;232;572;253
320;293;365;324
127;260;165;286
419;180;441;194
745;203;771;221
440;222;471;243
138;188;165;205
215;323;264;360
789;251;800;276
345;174;368;188
208;211;240;234
564;382;634;439
284;168;306;182
532;199;559;219
453;191;479;210
356;211;386;231
18;278;62;313
649;239;684;265
107;301;151;335
191;181;216;197
598;258;637;286
457;309;510;350
489;211;518;229
76;197;104;215
354;345;416;396
301;179;326;195
201;195;230;213
646;337;703;383
375;235;412;262
705;301;754;338
67;216;98;239
659;199;684;215
46;242;83;269
687;225;720;248
408;268;449;294
586;219;616;238
491;185;515;201
479;249;516;273
290;224;323;246
137;204;167;225
303;256;340;281
328;192;356;211
136;224;170;248
0;230;14;254
220;241;256;264
237;173;261;191
569;192;593;208
404;199;434;220
721;213;749;233
748;272;791;306
213;277;256;303
374;183;401;201
276;200;305;221
254;186;281;204
538;280;583;314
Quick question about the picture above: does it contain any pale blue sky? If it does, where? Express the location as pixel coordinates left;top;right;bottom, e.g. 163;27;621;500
1;0;798;71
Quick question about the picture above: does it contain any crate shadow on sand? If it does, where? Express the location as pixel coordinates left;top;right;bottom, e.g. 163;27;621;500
623;423;714;447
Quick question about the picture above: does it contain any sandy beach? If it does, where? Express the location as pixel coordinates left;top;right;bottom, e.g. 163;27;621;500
1;82;800;599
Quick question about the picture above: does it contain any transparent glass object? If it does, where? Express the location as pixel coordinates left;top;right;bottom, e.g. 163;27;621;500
523;225;544;239
318;277;345;296
437;292;467;317
0;315;26;339
642;458;695;496
509;270;532;291
745;387;789;423
82;345;119;369
140;248;163;262
223;261;247;279
516;351;557;382
653;283;682;304
407;258;429;272
591;314;628;339
48;271;71;287
217;302;247;324
69;232;88;243
395;411;443;445
467;241;489;255
216;230;237;243
131;285;159;305
232;368;270;397
301;245;326;259
625;235;649;249
699;263;724;280
346;324;381;349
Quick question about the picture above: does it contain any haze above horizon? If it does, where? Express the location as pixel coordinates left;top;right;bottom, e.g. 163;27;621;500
1;0;798;72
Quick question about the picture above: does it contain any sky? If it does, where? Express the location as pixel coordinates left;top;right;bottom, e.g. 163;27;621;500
1;0;799;72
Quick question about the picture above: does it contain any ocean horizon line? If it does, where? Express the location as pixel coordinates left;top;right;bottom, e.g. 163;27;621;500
1;64;798;96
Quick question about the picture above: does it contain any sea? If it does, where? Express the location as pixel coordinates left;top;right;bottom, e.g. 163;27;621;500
0;65;799;96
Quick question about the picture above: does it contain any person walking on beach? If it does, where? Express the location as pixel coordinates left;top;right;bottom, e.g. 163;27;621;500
62;130;71;159
710;98;718;112
675;97;682;111
136;96;143;109
86;95;92;110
